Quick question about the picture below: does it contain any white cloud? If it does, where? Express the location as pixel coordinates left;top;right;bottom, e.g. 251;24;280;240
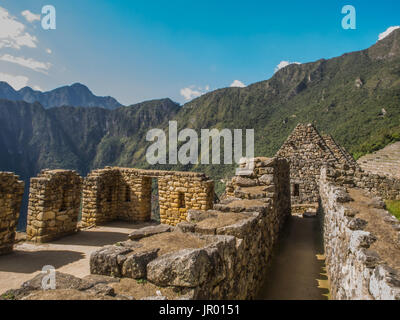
46;48;52;54
0;54;51;73
274;60;300;73
21;10;40;23
33;85;43;91
0;6;37;49
378;26;400;41
180;85;210;101
230;80;246;88
0;72;29;90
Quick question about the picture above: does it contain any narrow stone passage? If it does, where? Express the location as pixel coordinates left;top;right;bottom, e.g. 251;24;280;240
257;215;329;300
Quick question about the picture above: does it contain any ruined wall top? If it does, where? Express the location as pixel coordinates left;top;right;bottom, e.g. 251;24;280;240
88;167;212;180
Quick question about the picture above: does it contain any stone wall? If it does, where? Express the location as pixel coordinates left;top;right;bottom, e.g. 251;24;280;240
276;123;356;207
0;172;24;255
325;164;400;201
89;158;291;299
26;170;83;243
354;169;400;201
81;167;214;228
319;167;400;300
157;172;214;226
81;168;151;227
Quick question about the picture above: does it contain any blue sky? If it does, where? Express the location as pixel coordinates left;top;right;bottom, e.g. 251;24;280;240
0;0;399;105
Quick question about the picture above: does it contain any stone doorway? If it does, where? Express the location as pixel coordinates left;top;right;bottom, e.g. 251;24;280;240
151;178;160;222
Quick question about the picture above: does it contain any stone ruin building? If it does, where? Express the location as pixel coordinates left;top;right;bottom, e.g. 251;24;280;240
0;172;24;255
24;167;214;244
80;167;214;228
276;123;358;215
0;122;400;300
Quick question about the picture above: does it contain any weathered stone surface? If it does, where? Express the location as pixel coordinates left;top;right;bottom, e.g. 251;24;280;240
231;176;257;187
258;174;274;185
90;245;133;277
147;248;211;287
187;210;216;223
320;168;400;300
128;224;172;240
26;170;82;243
347;217;368;231
176;221;196;233
121;249;159;279
0;172;24;254
1;272;127;300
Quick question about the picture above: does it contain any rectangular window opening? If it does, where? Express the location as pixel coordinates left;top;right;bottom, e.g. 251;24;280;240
293;184;300;197
178;192;186;208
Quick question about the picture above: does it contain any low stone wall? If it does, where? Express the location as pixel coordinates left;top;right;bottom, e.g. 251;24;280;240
354;169;400;201
26;170;83;243
319;167;400;300
89;158;291;299
325;164;400;201
81;167;214;228
0;172;24;255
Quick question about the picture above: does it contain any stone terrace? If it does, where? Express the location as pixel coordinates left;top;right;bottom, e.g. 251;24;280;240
358;142;400;180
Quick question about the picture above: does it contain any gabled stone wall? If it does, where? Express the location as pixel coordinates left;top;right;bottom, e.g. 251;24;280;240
276;124;357;208
0;172;24;255
26;170;83;243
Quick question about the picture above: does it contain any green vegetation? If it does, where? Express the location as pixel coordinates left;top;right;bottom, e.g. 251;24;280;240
136;278;147;285
1;292;15;300
1;29;400;228
385;200;400;221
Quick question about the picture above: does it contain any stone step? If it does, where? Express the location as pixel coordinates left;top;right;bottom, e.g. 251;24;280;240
233;186;269;200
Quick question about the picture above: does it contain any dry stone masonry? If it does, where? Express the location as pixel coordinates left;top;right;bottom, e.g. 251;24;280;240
0;172;24;255
319;166;400;299
1;122;400;300
89;157;291;299
276;124;357;213
81;167;214;228
26;170;83;243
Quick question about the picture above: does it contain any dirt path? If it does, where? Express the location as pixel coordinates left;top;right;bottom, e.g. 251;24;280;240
257;216;329;300
0;221;155;293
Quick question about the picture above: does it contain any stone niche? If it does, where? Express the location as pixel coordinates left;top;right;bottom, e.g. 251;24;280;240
81;167;214;228
26;170;83;243
0;172;24;254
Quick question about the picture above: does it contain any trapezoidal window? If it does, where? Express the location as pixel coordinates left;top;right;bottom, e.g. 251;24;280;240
178;192;185;208
59;188;67;212
107;186;113;202
293;184;300;197
125;186;131;202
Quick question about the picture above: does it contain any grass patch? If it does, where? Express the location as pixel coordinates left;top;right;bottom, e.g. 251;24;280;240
385;200;400;221
136;279;147;285
1;292;15;300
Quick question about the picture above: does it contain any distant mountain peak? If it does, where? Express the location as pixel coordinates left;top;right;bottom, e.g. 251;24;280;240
0;82;123;109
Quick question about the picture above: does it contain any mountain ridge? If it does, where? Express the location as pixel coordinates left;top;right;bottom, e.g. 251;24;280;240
0;82;123;110
1;29;400;228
